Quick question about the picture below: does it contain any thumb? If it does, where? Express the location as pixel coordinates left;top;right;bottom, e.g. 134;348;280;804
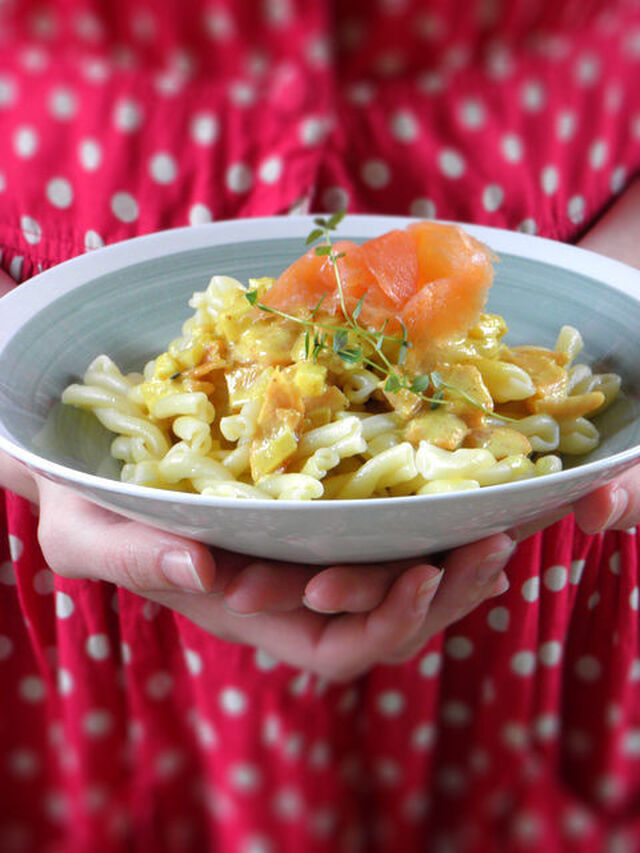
36;477;217;593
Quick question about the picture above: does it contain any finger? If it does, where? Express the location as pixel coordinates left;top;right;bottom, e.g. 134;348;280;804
222;560;318;614
385;533;515;663
302;560;412;614
509;504;573;542
573;465;640;533
307;564;444;681
36;477;217;593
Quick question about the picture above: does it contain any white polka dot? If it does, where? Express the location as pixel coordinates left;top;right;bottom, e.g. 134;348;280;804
416;70;445;94
520;80;546;111
409;197;436;218
300;115;331;145
445;636;473;660
556;109;577;141
259;156;283;184
9;256;22;280
521;576;540;602
114;98;143;132
226;163;253;194
220;686;247;715
230;763;262;791
570;559;585;585
55;591;74;619
538;641;562;666
588;591;600;609
46;177;73;209
510;650;536;676
575;655;602;682
411;722;435;750
517;218;538;235
501;721;528;749
146;671;174;700
83;709;112;737
155;749;184;778
611;165;627;195
562;808;593;838
19;675;46;702
9;534;23;561
629;658;640;681
487;606;509;632
606;702;622;728
630;587;639;611
149;152;177;184
377;690;405;716
0;561;16;584
361;159;391;189
438;148;465;178
347;81;375;105
289;671;310;695
390;110;419;142
111;192;139;223
543;564;568;592
511;811;541;843
482;184;504;213
622;729;640;756
589;139;608;170
441;701;471;726
9;749;40;777
567;729;592;757
541;165;559;195
228;81;256;107
86;634;110;661
254;649;278;671
322;185;349;212
272;786;303;820
78;138;102;171
375;757;402;786
567;195;586;225
32;569;55;595
575;53;601;86
458;98;486;129
308;740;331;768
84;230;104;251
204;8;235;40
0;635;13;659
57;667;73;696
13;126;39;158
500;133;523;163
435;765;466;795
594;774;622;803
190;112;219;145
184;649;202;675
534;713;560;741
0;74;17;107
49;87;77;119
0;172;5;192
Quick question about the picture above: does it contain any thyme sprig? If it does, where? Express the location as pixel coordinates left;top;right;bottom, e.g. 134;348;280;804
245;212;514;421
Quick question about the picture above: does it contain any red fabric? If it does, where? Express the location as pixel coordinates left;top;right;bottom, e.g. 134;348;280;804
1;1;640;851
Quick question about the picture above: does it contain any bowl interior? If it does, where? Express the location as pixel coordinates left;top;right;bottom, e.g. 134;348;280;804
2;235;640;480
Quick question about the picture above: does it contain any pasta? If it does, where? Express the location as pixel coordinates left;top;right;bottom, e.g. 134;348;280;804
61;229;622;501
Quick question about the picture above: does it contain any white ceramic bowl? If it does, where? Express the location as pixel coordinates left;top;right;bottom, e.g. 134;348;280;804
1;215;639;563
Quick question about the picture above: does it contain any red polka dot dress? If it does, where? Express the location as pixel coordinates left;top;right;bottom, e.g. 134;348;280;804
2;1;640;851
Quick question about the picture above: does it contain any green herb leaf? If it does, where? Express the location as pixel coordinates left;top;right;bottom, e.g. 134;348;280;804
398;341;409;366
310;294;326;318
333;329;348;352
352;294;366;321
338;347;362;364
410;374;431;393
314;217;328;228
429;388;445;410
245;290;259;305
304;330;310;358
332;251;346;260
305;228;325;245
430;370;443;389
385;374;402;393
328;210;346;230
314;245;332;256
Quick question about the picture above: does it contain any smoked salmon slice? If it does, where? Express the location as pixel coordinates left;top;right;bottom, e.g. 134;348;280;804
261;221;495;346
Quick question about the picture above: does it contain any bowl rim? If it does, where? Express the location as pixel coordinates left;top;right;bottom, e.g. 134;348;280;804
1;213;640;510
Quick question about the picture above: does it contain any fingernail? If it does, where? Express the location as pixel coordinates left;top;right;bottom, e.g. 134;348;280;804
160;550;205;592
489;572;510;597
414;567;444;614
475;541;516;586
302;595;341;614
600;487;629;532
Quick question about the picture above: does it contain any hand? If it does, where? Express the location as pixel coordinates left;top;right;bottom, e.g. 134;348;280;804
32;476;512;680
